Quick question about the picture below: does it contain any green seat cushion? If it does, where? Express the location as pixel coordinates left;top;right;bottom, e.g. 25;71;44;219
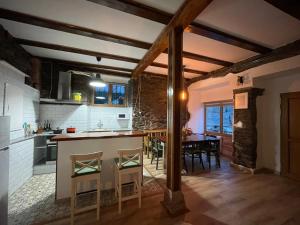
114;158;141;170
73;160;101;177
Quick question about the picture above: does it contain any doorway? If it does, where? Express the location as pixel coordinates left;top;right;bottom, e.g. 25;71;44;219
281;92;300;181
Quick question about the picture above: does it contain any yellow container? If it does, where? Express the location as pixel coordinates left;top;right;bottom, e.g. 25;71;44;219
72;92;82;102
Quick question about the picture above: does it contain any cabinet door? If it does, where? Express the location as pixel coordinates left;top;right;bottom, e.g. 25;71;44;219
4;83;23;131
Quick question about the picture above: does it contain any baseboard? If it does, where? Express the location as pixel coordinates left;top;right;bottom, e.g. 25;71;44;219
230;162;280;175
230;161;255;174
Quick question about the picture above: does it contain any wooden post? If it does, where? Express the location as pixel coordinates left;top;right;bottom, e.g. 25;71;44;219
162;26;188;215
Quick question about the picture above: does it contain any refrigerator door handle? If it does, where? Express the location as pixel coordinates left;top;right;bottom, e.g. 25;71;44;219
0;147;9;152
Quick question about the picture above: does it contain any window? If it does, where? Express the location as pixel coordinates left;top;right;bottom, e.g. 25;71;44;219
93;83;127;106
204;101;233;135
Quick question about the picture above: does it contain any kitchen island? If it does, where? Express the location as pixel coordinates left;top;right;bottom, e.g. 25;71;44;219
52;131;146;200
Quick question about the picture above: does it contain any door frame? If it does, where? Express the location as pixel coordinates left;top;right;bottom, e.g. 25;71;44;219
280;91;300;180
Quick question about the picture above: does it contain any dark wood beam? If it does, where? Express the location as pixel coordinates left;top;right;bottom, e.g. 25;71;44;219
88;0;271;54
1;8;234;67
0;25;32;74
185;23;271;54
162;25;187;215
0;8;151;49
40;57;181;79
132;0;213;77
58;64;132;78
18;38;207;75
16;38;140;63
188;39;300;84
264;0;300;20
39;57;133;72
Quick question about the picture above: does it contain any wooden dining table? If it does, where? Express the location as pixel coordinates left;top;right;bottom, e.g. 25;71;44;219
158;134;221;171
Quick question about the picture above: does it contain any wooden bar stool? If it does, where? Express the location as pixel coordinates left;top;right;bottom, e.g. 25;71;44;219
114;148;143;214
70;152;103;225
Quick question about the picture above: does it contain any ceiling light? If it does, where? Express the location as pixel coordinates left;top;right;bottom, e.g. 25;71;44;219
89;74;106;87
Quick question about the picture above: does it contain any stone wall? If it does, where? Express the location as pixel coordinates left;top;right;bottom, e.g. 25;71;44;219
233;87;264;168
131;74;167;130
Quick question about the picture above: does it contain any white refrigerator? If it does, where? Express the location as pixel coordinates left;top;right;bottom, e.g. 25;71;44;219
0;116;10;225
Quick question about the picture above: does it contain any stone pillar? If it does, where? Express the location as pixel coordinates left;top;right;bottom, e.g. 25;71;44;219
162;26;188;215
233;87;264;169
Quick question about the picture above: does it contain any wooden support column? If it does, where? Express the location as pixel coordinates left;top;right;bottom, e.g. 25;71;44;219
162;26;188;215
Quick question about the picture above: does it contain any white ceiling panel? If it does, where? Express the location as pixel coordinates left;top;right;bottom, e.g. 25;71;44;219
183;32;257;63
154;53;222;71
0;0;165;43
23;46;137;69
0;19;147;60
195;0;300;48
135;0;184;14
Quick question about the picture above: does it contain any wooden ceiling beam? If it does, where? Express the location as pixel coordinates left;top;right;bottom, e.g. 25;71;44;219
0;8;151;49
18;38;207;75
264;0;300;20
16;38;140;63
88;0;271;54
39;57;133;72
188;39;300;84
132;0;213;77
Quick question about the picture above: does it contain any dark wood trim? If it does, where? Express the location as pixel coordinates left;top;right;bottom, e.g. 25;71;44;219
264;0;300;20
280;91;300;180
132;0;213;77
188;39;300;84
88;0;271;54
0;8;151;49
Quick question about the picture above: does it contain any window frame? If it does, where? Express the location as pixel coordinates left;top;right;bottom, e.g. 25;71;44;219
92;82;128;107
204;100;233;136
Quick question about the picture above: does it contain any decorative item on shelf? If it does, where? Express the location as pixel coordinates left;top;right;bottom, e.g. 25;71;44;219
67;127;76;133
72;92;82;102
182;127;193;138
237;76;244;86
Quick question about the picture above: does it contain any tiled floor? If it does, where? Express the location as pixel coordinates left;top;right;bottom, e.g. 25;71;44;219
8;159;162;225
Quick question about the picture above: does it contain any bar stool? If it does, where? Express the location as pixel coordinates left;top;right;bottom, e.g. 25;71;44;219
70;152;103;225
114;148;143;214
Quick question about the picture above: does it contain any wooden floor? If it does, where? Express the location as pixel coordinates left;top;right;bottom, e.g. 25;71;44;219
43;160;300;225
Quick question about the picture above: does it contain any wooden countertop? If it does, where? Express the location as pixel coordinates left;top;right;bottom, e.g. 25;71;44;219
51;130;147;141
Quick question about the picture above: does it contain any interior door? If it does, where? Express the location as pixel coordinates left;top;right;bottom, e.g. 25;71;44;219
281;92;300;180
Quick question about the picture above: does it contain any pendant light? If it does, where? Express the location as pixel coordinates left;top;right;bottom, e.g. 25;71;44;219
89;73;106;87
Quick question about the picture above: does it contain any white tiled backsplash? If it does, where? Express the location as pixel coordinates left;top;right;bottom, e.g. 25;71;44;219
39;104;132;132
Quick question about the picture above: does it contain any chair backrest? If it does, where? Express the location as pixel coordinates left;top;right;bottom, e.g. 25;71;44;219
117;148;143;168
70;152;103;176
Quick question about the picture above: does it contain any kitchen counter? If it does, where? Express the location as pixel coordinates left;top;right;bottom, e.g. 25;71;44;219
55;130;145;199
52;130;146;141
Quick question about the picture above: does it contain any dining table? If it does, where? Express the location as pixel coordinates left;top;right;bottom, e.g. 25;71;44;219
158;134;221;172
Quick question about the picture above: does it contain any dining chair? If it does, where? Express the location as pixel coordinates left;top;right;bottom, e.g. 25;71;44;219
150;138;163;170
205;140;221;169
183;143;205;172
70;151;103;225
114;148;143;214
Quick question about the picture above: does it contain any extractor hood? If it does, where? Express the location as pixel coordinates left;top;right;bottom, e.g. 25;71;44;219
40;71;85;105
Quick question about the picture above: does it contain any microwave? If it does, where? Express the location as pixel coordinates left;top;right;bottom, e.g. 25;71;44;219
117;113;127;119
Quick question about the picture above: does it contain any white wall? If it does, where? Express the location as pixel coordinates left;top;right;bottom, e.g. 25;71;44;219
187;55;300;171
187;75;235;133
39;104;132;132
0;61;40;195
255;69;300;172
